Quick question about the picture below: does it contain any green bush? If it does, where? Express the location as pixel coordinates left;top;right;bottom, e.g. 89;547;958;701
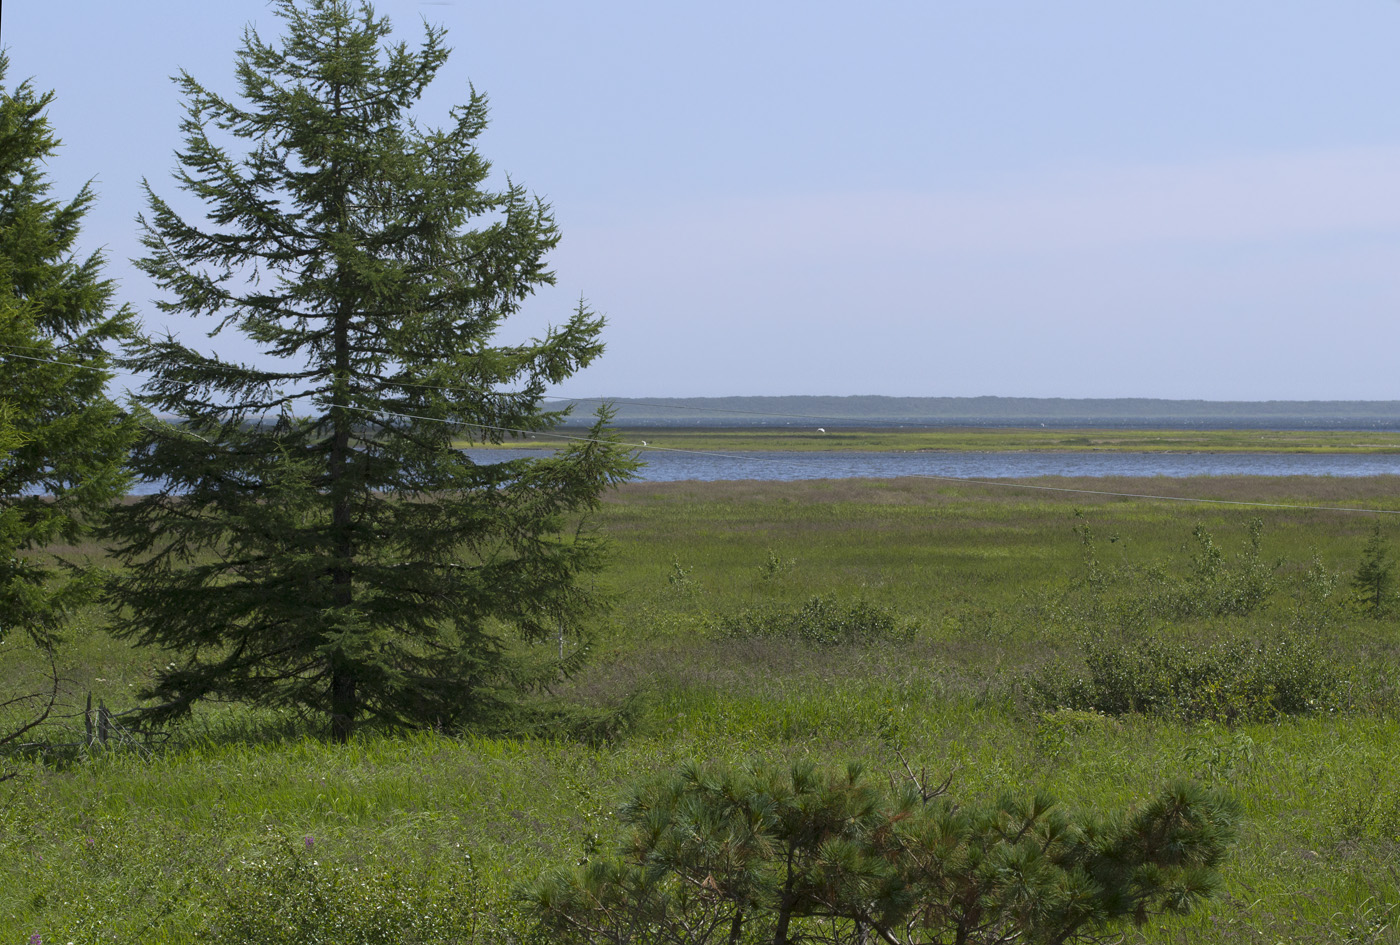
1166;520;1279;620
715;595;917;646
529;759;1239;945
1322;765;1400;843
1054;519;1281;631
1028;630;1342;723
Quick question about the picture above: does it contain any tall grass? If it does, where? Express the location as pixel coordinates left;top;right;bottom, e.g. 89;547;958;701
3;475;1400;942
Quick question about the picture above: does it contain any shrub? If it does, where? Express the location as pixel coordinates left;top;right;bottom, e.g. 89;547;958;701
1053;519;1281;632
757;548;795;581
528;759;1238;945
1028;631;1342;723
1287;551;1341;631
1167;520;1279;619
715;595;916;647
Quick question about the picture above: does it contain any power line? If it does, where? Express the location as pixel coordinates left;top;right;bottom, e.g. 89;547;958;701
543;395;909;426
0;348;117;370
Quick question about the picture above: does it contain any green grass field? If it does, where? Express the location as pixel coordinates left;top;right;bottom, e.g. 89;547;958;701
467;426;1400;453
4;475;1400;942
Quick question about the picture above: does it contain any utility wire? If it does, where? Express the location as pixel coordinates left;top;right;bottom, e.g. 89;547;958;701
0;348;117;369
543;395;936;426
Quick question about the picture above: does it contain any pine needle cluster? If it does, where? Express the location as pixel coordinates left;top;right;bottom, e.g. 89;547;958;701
531;760;1238;945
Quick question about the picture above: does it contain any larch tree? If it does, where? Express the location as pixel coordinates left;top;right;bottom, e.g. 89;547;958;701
106;0;635;742
0;54;136;757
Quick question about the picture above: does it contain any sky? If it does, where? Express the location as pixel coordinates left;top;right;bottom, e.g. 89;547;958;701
5;1;1400;401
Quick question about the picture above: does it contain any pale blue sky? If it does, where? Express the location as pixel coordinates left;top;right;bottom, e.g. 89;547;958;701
6;1;1400;399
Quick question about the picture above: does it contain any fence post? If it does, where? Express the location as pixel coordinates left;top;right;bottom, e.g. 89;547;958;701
85;692;94;747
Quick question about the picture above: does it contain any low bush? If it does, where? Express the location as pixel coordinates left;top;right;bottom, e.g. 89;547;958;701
1028;630;1342;723
1053;519;1282;632
714;595;917;647
1321;764;1400;844
529;759;1239;945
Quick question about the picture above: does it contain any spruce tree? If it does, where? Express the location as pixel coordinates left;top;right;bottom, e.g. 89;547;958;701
1350;522;1394;619
107;0;634;741
0;55;136;751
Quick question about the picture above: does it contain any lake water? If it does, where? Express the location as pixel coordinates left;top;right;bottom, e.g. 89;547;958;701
118;450;1400;495
465;449;1400;482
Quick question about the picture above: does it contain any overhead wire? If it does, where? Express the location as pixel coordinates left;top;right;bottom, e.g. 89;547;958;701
3;345;1400;516
544;394;982;427
0;348;118;369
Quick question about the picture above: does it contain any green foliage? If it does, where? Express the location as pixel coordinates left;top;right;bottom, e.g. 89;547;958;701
7;476;1400;942
1325;776;1400;843
103;0;636;741
200;839;499;944
757;548;794;581
1033;708;1119;759
13;824;518;944
666;558;699;596
1029;630;1341;723
1180;725;1257;784
482;696;645;747
715;595;916;647
1059;519;1280;630
1349;522;1395;619
529;759;1238;945
0;53;136;755
0;54;135;641
1288;550;1341;630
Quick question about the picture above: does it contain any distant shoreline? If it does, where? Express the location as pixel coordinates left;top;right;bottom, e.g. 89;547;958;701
470;426;1400;455
549;395;1400;430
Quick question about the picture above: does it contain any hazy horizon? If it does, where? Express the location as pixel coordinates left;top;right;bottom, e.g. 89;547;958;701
8;1;1400;400
547;394;1400;430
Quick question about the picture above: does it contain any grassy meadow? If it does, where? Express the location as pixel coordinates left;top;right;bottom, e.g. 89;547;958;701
4;474;1400;942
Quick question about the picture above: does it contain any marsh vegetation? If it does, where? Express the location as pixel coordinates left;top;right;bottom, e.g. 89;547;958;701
3;475;1399;942
527;426;1400;454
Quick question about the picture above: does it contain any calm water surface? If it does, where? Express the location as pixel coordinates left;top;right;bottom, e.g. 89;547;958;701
121;450;1400;494
465;449;1400;482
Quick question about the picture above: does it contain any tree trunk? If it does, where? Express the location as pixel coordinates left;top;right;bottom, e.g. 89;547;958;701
331;666;356;743
726;909;744;945
327;295;356;742
326;66;357;743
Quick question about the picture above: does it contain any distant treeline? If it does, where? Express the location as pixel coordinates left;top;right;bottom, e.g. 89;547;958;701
551;395;1400;430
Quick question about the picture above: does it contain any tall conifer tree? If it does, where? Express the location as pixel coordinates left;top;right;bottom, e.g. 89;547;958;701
107;0;634;741
0;55;136;751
